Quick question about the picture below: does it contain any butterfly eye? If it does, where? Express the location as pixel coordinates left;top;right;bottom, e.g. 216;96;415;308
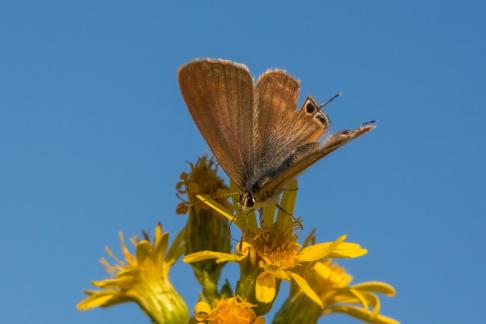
239;192;255;209
246;196;255;208
305;102;316;114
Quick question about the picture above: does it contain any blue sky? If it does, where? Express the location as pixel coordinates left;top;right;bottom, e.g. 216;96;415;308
1;1;485;323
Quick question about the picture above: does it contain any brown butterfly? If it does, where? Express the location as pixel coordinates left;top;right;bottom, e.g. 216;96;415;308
178;59;375;210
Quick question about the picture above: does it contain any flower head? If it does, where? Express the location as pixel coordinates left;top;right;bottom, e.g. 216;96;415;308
176;156;232;304
77;224;189;324
317;260;398;323
274;259;399;324
195;296;264;324
176;155;230;215
183;185;367;309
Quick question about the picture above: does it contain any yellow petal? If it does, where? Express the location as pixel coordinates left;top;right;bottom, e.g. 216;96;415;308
352;281;397;297
136;240;154;265
77;291;116;311
236;241;252;256
287;272;323;308
296;235;347;262
327;245;368;258
313;261;353;286
91;278;126;288
330;290;380;313
164;226;186;265
272;269;291;280
349;288;369;311
117;233;137;266
325;305;400;324
194;301;211;321
183;250;245;264
154;223;169;255
154;223;163;243
255;271;277;303
297;236;368;262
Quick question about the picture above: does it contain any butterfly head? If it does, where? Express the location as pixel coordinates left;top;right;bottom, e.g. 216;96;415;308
238;191;256;210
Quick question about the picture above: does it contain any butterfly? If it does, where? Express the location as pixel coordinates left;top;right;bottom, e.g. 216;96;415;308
178;58;375;210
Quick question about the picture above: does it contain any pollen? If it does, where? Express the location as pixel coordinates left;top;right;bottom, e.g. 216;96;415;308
246;225;300;269
197;297;263;324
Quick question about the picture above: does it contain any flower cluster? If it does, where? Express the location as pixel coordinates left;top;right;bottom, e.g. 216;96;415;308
78;156;398;323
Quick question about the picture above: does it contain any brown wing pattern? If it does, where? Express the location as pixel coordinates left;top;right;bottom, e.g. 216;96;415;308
253;71;328;177
255;123;376;200
178;59;255;187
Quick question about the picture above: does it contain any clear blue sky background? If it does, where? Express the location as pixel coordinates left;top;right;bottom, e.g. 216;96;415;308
1;1;485;323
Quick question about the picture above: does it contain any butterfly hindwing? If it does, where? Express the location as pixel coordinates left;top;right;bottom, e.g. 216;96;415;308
252;71;328;188
255;123;376;201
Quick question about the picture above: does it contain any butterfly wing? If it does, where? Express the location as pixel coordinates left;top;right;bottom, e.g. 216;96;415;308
254;123;376;201
178;59;255;188
252;70;328;182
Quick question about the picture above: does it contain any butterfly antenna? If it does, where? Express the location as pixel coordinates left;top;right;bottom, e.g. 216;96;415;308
319;92;343;109
218;191;241;199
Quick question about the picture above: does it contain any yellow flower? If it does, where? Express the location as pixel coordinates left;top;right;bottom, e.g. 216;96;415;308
77;224;189;324
195;296;265;324
274;259;399;324
185;228;366;308
318;260;398;323
183;182;367;309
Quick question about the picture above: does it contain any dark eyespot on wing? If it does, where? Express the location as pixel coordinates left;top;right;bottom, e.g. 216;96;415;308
314;112;328;126
305;102;316;114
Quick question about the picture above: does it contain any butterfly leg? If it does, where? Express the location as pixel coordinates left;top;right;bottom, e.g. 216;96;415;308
275;203;291;216
275;203;303;230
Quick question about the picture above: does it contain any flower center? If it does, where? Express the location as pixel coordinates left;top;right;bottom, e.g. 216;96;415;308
208;297;259;324
245;226;299;269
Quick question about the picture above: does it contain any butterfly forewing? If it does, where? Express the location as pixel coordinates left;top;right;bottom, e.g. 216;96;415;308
178;59;255;188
